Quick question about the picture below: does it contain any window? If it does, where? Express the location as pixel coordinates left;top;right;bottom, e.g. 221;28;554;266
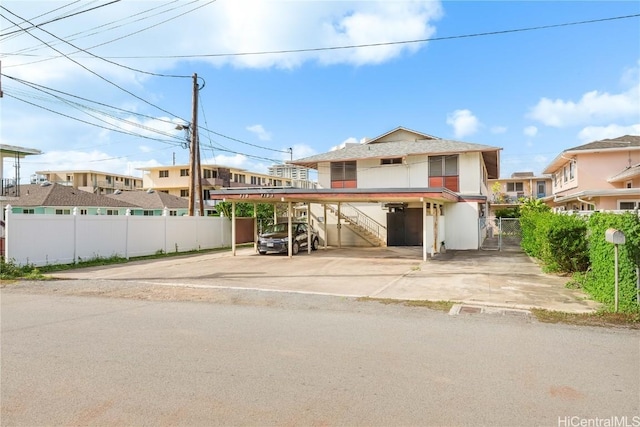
22;209;35;214
180;189;189;197
569;161;575;180
251;176;259;185
563;166;568;183
106;175;112;184
428;155;459;192
180;168;189;177
143;210;154;216
619;201;639;210
80;209;88;215
626;181;633;189
124;178;130;186
159;170;169;178
380;158;402;165
203;169;216;179
169;210;177;216
506;182;524;192
106;209;118;215
330;161;357;188
233;174;246;184
55;209;71;215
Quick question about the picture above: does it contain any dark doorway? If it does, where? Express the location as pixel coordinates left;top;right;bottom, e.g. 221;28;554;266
386;208;422;246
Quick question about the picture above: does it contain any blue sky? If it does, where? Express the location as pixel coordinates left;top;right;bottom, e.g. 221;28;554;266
1;0;639;184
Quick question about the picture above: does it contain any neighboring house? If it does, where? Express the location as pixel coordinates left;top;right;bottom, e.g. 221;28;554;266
1;144;42;197
209;126;501;256
106;189;189;216
34;170;143;194
488;172;552;215
542;135;640;211
1;183;138;215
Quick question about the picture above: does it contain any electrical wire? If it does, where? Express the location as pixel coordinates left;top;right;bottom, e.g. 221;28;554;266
0;6;190;119
97;13;640;60
0;1;121;38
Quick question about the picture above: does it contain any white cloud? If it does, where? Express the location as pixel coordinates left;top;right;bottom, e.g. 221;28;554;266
446;109;480;139
491;126;507;134
527;85;640;127
577;124;640;142
523;126;538;137
246;124;272;141
331;136;367;151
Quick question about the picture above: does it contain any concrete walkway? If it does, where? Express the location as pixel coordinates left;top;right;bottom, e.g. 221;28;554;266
49;246;601;313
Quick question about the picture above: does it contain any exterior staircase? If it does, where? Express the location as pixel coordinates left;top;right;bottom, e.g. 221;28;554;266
326;203;387;247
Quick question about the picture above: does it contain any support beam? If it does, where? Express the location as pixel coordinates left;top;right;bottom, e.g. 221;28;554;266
323;203;327;250
287;201;293;258
307;202;311;254
231;201;236;256
422;200;427;262
337;202;342;249
253;202;258;253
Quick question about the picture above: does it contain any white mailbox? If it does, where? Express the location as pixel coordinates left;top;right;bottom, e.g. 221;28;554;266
605;228;625;245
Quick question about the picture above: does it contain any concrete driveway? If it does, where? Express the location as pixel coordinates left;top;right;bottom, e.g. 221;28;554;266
50;246;600;313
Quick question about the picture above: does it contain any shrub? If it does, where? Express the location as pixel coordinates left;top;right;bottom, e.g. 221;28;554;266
584;212;640;312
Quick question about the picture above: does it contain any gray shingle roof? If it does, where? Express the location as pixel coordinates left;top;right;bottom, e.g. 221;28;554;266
566;135;640;151
6;183;138;207
608;163;640;183
106;190;188;209
292;138;501;166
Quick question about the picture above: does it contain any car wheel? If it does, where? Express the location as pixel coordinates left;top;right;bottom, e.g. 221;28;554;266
311;238;319;251
292;241;299;255
259;251;267;255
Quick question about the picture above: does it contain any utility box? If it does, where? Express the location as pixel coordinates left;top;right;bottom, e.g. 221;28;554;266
605;228;625;245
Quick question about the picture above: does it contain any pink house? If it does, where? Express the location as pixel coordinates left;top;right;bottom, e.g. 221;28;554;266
543;135;640;211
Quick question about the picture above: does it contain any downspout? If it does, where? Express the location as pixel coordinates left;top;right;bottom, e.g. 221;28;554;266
577;196;596;211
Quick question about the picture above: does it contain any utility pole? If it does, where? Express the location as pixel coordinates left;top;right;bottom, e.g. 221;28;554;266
188;73;199;216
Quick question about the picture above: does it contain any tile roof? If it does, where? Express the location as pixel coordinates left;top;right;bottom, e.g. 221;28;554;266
106;190;189;209
5;183;138;207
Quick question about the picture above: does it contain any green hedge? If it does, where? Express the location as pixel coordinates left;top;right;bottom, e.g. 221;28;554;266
521;210;640;312
520;210;588;273
584;212;640;312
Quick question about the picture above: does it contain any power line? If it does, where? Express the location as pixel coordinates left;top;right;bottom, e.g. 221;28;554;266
0;1;122;38
96;13;640;60
0;6;190;118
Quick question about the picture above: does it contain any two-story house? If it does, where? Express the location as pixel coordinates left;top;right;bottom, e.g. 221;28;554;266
34;170;143;194
488;172;552;216
209;127;501;258
543;135;640;211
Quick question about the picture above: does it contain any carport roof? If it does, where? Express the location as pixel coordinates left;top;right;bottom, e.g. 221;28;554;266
208;187;486;204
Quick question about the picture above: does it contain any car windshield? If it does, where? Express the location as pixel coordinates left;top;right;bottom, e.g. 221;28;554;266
264;223;288;233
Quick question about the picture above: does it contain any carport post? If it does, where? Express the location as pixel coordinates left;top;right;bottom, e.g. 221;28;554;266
307;202;311;254
422;199;427;262
287;202;293;258
323;204;327;249
253;203;257;253
337;202;342;248
231;201;236;256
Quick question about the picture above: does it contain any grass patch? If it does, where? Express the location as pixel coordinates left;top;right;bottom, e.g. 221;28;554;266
1;246;236;279
357;297;454;312
531;308;640;329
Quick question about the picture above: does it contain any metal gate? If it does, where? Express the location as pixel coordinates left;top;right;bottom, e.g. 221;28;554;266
479;217;521;251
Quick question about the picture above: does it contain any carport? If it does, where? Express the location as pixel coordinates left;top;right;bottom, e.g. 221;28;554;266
209;187;484;261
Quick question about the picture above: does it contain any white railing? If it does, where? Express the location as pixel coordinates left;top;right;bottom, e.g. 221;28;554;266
327;203;386;244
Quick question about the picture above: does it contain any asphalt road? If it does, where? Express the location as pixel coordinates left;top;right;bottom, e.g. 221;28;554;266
1;286;638;426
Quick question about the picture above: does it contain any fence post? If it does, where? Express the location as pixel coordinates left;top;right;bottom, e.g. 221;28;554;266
163;207;168;254
4;204;11;261
125;208;131;260
73;207;78;264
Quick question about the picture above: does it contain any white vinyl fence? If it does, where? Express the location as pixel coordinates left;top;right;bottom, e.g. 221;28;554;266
4;207;232;267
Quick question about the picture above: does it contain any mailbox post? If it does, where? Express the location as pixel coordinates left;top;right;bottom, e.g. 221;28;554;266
605;228;625;312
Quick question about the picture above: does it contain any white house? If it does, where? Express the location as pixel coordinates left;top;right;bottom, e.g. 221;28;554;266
209;127;501;259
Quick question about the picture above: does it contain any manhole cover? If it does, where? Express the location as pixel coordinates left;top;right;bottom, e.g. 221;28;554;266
458;306;482;314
